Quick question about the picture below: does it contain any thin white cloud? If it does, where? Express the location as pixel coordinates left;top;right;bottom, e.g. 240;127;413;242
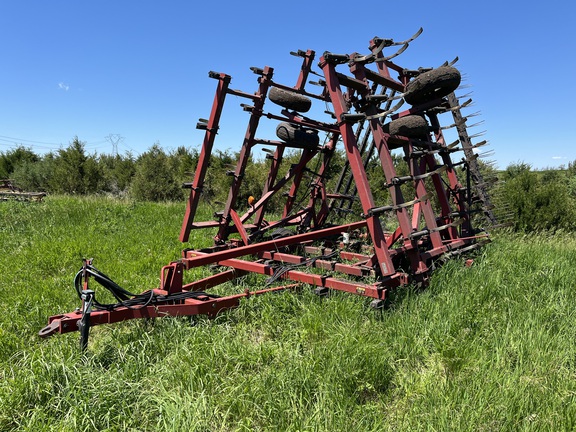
58;82;70;91
552;156;566;160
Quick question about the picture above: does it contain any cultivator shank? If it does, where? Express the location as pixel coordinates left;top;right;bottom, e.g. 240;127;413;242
40;30;495;348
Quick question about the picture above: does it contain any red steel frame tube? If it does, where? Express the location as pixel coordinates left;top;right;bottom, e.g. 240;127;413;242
320;56;396;277
217;66;274;243
180;72;231;242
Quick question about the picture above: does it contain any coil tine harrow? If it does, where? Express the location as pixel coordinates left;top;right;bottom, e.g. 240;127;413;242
40;29;498;350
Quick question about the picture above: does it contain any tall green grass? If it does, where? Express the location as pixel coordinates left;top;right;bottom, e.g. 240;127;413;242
1;196;576;431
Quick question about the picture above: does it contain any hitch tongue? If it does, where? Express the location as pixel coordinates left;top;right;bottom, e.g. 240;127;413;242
38;319;62;338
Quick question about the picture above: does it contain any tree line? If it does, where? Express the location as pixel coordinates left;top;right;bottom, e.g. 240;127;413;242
2;137;576;233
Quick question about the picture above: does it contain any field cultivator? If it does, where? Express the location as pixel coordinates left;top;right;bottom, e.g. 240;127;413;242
0;179;46;201
40;30;497;349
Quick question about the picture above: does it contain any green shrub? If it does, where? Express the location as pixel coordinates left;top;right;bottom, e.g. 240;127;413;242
99;153;136;195
0;146;39;178
498;163;576;232
48;138;105;194
130;144;182;201
11;158;54;192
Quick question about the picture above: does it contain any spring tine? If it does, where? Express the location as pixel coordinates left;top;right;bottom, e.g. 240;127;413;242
391;27;423;46
383;43;409;61
439;57;459;67
365;98;405;120
469;131;487;139
370;91;405;103
452;154;478;167
356;28;423;64
353;38;390;63
398;194;429;209
466;111;482;118
467;120;485;128
429;218;464;234
443;98;474;112
413;165;448;180
409;149;438;158
472;140;488;149
456;92;473;99
363;193;429;217
353;33;403;63
478;150;495;158
441;117;467;130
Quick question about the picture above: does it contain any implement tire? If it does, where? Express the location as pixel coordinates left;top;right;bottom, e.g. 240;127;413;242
276;122;320;148
388;115;429;139
404;66;461;106
269;87;312;113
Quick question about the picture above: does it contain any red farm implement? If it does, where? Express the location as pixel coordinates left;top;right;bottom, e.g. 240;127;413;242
39;29;496;350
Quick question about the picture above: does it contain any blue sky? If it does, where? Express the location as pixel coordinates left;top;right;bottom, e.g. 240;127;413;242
0;1;574;169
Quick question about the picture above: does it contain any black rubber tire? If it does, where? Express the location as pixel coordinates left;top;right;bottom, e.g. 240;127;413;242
269;87;312;113
388;115;429;139
276;122;320;148
404;66;461;106
270;228;293;240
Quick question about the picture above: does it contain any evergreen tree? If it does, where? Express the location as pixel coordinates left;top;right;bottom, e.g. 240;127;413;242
130;144;182;201
48;137;104;194
0;146;39;178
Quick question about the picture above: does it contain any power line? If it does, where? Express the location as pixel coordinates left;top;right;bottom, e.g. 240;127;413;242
0;138;58;151
0;134;62;145
0;135;109;152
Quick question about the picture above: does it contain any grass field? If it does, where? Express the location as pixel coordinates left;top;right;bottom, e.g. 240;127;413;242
1;196;576;431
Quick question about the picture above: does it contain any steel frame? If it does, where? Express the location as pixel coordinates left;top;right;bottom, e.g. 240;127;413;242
40;31;493;346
